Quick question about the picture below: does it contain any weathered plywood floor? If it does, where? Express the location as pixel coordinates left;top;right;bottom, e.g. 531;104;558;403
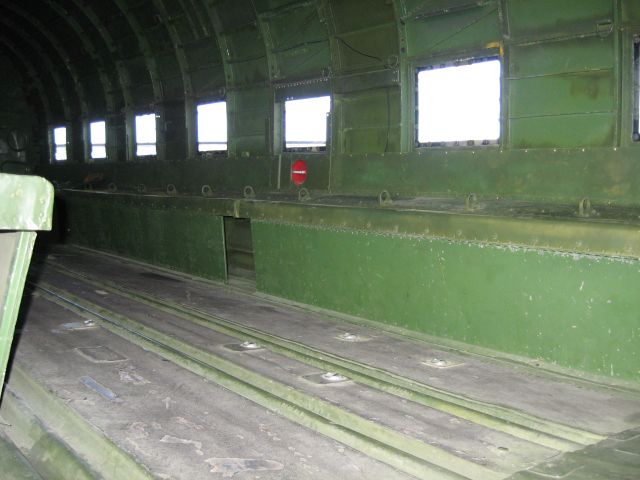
1;245;639;479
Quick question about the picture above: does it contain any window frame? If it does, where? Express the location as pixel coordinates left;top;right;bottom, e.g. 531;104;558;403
283;95;331;153
134;112;157;158
196;99;228;154
51;125;68;162
414;54;502;149
89;120;107;160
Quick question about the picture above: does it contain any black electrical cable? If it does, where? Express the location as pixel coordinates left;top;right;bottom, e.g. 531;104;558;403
272;39;327;54
334;36;385;63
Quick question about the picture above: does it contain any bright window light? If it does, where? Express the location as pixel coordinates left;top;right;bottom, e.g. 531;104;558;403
90;120;106;159
417;58;501;144
197;101;227;152
135;113;156;156
53;126;67;161
285;95;330;149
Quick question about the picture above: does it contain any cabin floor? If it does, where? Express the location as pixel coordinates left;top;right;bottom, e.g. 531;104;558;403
1;245;640;479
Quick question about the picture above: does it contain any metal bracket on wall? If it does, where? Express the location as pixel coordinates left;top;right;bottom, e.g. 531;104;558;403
243;185;256;199
465;193;478;211
201;184;213;197
578;197;592;218
298;188;311;202
378;190;393;207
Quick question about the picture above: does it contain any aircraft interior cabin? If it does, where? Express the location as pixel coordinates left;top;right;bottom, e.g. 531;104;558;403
1;1;640;479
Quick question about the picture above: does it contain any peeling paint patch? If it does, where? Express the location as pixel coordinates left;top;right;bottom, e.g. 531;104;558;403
52;320;96;333
172;416;205;431
119;369;149;385
160;435;203;456
204;458;284;477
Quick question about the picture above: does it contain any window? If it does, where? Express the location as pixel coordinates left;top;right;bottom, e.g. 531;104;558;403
90;120;107;159
197;101;227;152
416;57;501;145
53;126;67;161
285;95;330;150
135;113;156;156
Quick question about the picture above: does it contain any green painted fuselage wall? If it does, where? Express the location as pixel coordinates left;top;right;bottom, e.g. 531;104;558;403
63;194;227;281
58;192;640;382
253;221;640;382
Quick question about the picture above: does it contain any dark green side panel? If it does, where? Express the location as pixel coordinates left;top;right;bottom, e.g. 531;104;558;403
253;221;640;381
64;195;227;281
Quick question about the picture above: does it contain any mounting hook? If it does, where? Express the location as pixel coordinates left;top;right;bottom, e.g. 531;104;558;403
243;185;256;199
465;193;478;211
378;190;392;207
578;197;591;218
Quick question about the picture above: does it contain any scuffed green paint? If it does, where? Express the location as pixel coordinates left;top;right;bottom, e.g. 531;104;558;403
509;427;640;480
60;190;640;261
64;194;227;281
0;431;43;480
2;366;154;480
0;173;53;398
253;221;640;381
0;390;96;480
37;156;273;194
330;147;640;204
404;1;501;57
509;36;613;78
0;174;54;231
0;232;36;396
509;71;614;118
507;0;613;39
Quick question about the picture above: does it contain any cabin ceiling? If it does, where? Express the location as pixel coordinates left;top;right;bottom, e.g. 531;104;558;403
0;0;402;119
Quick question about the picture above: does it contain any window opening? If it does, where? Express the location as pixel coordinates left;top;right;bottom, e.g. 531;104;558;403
135;113;156;156
197;101;227;152
284;96;330;151
416;57;501;146
90;120;106;159
53;126;67;161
